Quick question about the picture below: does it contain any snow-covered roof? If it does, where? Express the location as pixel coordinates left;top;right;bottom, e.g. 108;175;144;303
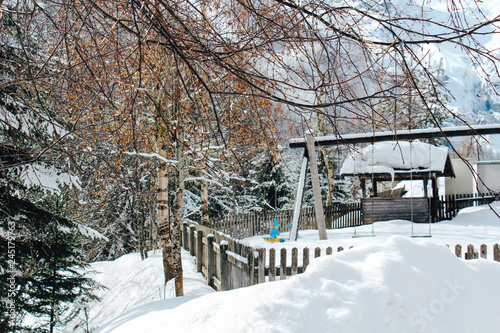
340;141;452;180
289;124;500;148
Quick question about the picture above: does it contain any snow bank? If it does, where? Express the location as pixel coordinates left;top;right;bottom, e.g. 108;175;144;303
96;237;500;333
66;250;214;332
340;141;449;180
448;202;500;227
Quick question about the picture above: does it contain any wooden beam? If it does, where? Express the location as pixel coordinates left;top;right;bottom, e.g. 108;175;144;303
289;152;308;241
289;124;500;148
306;132;328;240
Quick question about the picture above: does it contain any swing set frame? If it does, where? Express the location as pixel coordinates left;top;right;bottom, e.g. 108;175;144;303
288;124;500;241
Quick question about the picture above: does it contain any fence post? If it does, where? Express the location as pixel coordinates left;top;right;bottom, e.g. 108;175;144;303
207;234;215;288
480;244;487;259
248;247;256;285
257;248;266;284
338;246;344;252
326;247;332;255
196;229;203;273
303;247;309;272
189;225;195;256
269;248;276;282
280;248;287;280
182;222;188;250
455;244;462;258
291;248;298;276
219;241;229;291
494;244;500;262
314;247;321;258
466;244;474;260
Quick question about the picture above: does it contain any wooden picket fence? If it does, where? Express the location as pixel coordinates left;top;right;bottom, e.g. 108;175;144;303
437;192;499;220
209;202;362;240
453;243;500;260
183;221;500;292
182;222;352;291
208;192;499;240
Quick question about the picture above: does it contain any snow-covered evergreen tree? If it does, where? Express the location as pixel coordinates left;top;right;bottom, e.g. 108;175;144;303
251;151;292;211
0;3;100;331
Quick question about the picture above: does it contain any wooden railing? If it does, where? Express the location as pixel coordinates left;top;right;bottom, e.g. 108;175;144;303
205;192;497;241
209;202;362;240
183;222;500;292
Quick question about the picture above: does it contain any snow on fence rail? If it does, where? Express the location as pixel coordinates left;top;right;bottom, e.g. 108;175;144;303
182;222;500;292
209;202;362;240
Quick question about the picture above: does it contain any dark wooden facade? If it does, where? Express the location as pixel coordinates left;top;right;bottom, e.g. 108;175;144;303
361;197;430;223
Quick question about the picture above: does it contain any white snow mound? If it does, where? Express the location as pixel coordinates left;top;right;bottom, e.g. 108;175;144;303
97;236;500;333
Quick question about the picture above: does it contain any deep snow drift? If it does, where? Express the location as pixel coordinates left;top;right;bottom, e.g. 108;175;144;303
96;237;500;333
90;203;500;333
67;249;214;332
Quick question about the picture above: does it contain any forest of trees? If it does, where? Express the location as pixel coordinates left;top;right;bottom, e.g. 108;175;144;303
1;0;499;331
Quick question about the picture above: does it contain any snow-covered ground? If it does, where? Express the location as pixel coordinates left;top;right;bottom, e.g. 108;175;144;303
76;203;500;333
66;249;214;332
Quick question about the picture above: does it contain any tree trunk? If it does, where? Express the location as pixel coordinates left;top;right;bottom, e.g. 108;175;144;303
316;113;336;206
171;132;185;296
322;147;336;206
156;139;175;284
200;179;209;226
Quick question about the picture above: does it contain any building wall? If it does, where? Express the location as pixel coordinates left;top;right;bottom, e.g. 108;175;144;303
445;159;474;195
477;161;500;193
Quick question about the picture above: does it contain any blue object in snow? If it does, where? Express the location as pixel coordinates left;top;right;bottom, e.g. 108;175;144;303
269;219;280;238
263;219;285;242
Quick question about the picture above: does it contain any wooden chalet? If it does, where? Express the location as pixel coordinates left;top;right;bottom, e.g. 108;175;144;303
340;141;456;223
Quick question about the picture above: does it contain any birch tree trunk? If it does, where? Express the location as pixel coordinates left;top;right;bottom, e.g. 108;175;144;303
316;113;336;206
322;150;336;206
156;139;175;284
200;179;209;226
171;132;185;296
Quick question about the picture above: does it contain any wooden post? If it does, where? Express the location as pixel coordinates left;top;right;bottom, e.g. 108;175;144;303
291;248;298;275
303;247;310;272
306;132;328;240
207;234;215;288
466;244;474;260
423;177;429;198
219;242;229;291
248;247;256;285
196;229;203;273
189;225;195;256
337;246;344;252
326;247;332;255
431;174;439;222
481;244;487;259
314;247;321;258
455;244;462;258
182;222;188;250
269;248;276;282
257;248;265;284
280;248;287;280
290;152;308;241
494;244;499;262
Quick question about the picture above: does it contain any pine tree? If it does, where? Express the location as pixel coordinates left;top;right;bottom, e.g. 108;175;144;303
0;3;100;331
0;188;100;332
252;151;291;211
